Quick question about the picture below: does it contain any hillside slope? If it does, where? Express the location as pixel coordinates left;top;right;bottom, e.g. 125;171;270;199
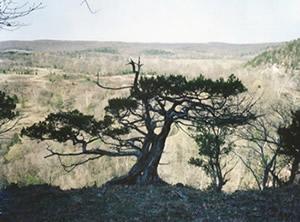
247;39;300;70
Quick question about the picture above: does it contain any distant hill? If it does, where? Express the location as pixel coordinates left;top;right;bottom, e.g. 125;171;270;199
247;39;300;70
0;40;282;59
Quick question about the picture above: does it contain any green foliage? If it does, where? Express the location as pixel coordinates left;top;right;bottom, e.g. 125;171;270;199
21;110;113;143
136;74;246;99
21;109;130;145
189;125;235;191
106;98;138;116
0;91;18;121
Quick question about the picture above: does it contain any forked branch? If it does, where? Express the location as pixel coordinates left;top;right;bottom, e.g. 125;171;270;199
95;57;143;90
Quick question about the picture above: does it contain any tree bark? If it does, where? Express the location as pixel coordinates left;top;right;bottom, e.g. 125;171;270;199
108;124;172;185
288;156;300;184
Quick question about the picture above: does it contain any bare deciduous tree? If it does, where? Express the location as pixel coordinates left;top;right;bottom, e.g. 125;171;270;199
0;0;42;30
236;103;293;190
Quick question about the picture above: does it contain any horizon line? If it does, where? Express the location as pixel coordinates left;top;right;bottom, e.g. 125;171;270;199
0;38;293;46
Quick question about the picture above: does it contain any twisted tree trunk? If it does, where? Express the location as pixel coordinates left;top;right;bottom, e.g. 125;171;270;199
108;123;172;185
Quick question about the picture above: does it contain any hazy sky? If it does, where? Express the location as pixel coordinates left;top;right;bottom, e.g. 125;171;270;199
1;0;300;43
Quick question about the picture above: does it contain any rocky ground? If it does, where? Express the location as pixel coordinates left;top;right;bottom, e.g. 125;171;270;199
0;184;299;222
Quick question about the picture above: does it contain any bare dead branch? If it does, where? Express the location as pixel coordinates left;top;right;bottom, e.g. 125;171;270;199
0;0;43;30
81;0;100;14
96;72;133;90
233;150;262;190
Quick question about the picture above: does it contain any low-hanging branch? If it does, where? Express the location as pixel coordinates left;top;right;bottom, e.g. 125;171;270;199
45;146;141;159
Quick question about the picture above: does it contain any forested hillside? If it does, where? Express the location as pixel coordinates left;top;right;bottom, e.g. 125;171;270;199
247;39;300;71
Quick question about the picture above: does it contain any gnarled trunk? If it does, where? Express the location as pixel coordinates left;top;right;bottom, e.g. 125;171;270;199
108;122;172;185
108;138;165;185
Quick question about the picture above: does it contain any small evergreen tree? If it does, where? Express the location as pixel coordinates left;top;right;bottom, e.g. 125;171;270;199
189;124;236;192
